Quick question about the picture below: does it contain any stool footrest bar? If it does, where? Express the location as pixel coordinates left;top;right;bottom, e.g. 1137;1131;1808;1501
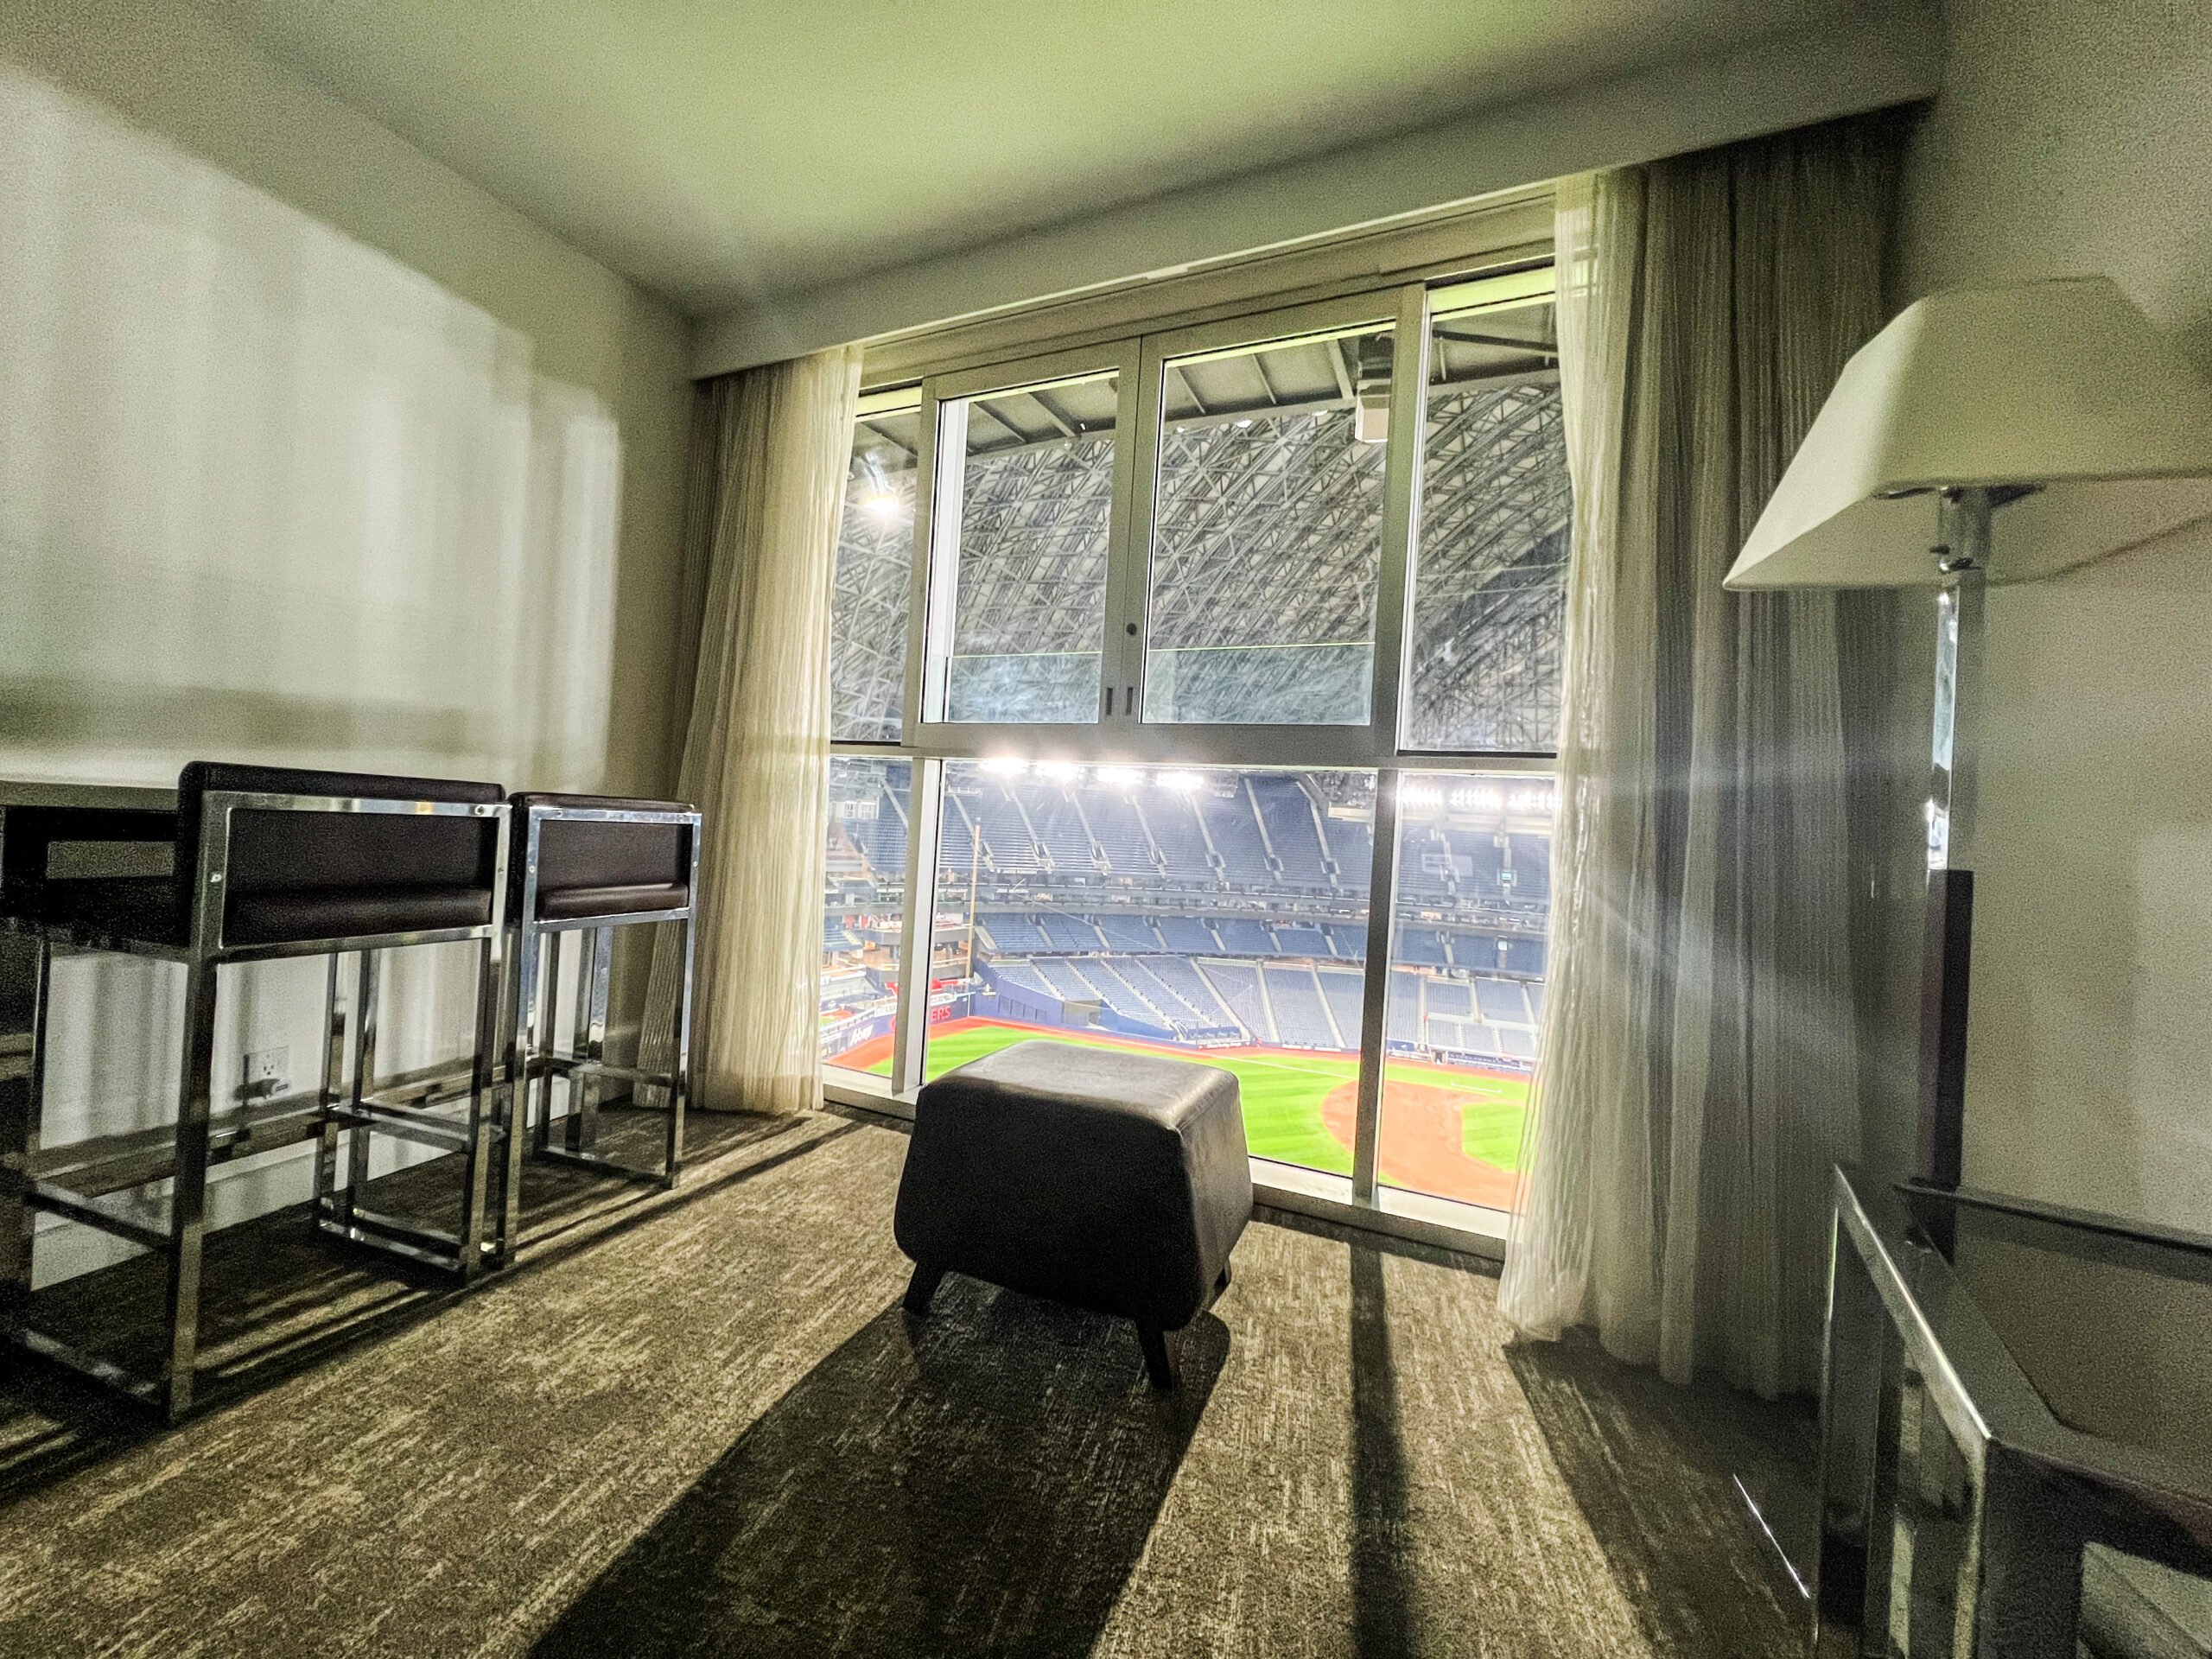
531;1146;674;1187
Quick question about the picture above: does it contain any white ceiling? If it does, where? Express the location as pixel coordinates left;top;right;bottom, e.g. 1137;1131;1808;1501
192;0;1895;317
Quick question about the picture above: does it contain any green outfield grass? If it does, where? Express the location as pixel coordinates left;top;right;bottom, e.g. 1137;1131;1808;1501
885;1020;1530;1181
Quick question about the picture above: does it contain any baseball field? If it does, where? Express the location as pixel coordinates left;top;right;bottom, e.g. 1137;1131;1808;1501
832;1017;1527;1210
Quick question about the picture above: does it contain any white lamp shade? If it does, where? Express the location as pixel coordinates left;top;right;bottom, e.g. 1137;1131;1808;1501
1726;276;2212;588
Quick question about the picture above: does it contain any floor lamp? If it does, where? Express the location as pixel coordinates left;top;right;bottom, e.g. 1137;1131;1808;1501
1725;275;2212;1192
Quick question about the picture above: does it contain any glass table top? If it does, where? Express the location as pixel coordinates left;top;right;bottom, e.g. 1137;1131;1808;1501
1899;1184;2212;1484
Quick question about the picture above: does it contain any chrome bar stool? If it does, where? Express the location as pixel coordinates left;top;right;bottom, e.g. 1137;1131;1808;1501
499;794;697;1258
0;763;508;1420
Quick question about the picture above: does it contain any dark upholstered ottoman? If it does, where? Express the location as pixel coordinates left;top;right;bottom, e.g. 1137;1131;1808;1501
893;1039;1251;1387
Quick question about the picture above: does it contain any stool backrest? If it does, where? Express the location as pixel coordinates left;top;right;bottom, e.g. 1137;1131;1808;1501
178;762;505;946
509;794;695;920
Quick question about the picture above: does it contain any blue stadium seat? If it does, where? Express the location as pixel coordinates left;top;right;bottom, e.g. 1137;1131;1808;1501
1039;912;1104;950
1509;834;1552;901
1031;790;1096;874
1140;955;1241;1033
1424;978;1474;1020
1201;789;1271;883
1272;923;1330;957
1398;927;1449;967
979;913;1050;954
1216;918;1277;956
1319;969;1363;1047
1199;960;1266;1039
1138;793;1215;880
1262;963;1335;1048
1249;775;1331;886
1084;792;1155;874
1156;914;1223;954
1503;938;1546;976
1477;978;1529;1026
1325;924;1366;959
1092;913;1161;951
1386;974;1419;1043
989;960;1056;1000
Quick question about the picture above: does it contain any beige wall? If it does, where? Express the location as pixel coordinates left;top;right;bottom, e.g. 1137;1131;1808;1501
0;0;693;1282
1889;0;2212;1230
1;0;694;800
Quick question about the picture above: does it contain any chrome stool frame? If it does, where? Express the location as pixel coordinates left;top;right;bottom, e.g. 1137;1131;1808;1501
499;797;697;1261
0;773;508;1421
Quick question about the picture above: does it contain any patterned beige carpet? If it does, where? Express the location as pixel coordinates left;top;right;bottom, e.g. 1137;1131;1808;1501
0;1111;1809;1657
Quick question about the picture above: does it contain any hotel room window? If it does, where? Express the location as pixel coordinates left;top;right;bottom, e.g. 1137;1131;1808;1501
925;360;1128;725
1376;772;1554;1220
1141;319;1395;726
1404;272;1570;752
831;389;921;742
832;262;1569;1246
820;755;912;1073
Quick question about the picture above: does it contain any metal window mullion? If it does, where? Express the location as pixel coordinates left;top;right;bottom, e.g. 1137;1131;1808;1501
890;755;945;1095
1371;283;1429;750
1112;334;1170;725
1351;767;1402;1205
1098;343;1149;724
907;390;954;730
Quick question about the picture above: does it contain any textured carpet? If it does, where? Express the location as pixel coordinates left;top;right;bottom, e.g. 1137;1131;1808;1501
0;1112;1808;1657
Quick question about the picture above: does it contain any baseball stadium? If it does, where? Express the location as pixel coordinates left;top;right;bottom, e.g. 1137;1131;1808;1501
819;282;1568;1214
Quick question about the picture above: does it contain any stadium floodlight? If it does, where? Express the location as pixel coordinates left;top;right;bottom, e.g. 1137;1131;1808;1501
1035;760;1084;781
1156;771;1205;791
1095;766;1144;787
1399;782;1444;813
1726;275;2212;1195
980;757;1027;776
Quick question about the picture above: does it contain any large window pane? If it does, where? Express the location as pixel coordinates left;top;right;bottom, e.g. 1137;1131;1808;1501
925;760;1372;1179
1377;772;1554;1212
933;372;1118;723
1405;284;1571;751
831;402;919;741
1144;323;1393;725
821;755;911;1072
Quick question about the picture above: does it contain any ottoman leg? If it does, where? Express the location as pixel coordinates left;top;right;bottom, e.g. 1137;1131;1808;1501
903;1262;946;1318
1137;1322;1183;1389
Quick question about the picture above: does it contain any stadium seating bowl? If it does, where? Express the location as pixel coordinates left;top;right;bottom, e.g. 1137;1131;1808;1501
894;1038;1251;1387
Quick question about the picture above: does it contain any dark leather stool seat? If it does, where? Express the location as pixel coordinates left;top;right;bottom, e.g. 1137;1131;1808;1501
894;1039;1251;1386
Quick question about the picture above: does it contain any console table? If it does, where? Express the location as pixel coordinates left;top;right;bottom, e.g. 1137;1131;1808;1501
1817;1166;2212;1656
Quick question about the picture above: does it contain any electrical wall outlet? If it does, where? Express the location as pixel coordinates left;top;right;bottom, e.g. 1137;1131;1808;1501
239;1046;290;1102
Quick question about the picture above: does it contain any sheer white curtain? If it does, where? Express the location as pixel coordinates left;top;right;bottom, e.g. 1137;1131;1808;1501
1499;122;1894;1397
641;349;861;1115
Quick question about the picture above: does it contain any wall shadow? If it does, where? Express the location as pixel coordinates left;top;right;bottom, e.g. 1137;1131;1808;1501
1505;1330;1815;1658
535;1275;1226;1659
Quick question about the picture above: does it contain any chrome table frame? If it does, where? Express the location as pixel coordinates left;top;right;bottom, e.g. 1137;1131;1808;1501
1;786;510;1421
499;801;697;1260
1816;1165;2212;1656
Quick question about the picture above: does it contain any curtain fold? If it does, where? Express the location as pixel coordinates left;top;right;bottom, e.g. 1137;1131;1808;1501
1498;120;1896;1397
640;346;862;1115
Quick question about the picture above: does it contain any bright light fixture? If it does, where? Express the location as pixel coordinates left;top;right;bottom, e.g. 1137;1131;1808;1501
1095;766;1144;786
980;758;1027;776
863;493;901;519
1035;761;1083;781
1157;771;1204;791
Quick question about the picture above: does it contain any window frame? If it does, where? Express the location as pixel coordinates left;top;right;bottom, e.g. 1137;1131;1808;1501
823;257;1567;1260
